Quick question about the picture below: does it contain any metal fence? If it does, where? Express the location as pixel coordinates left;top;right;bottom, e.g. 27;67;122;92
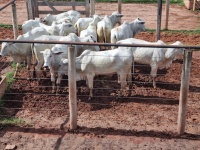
0;0;18;39
0;39;199;136
0;0;200;30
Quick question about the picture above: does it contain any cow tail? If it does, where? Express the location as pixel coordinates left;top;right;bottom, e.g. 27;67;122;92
103;23;106;43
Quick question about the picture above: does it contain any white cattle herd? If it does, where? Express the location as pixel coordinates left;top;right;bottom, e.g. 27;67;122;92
0;10;184;99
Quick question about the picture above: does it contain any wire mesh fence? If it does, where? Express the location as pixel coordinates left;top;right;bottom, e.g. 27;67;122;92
0;0;199;136
0;0;200;30
0;39;199;135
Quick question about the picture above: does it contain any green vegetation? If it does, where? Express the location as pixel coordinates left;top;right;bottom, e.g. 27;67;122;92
96;0;183;4
45;0;184;5
0;117;27;130
0;24;22;29
0;63;29;130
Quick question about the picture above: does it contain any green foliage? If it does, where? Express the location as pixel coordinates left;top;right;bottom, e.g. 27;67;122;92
0;24;22;29
5;71;15;91
0;117;28;130
96;0;183;4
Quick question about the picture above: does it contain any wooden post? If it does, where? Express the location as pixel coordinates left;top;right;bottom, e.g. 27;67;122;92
72;0;75;10
11;2;18;39
193;0;197;11
68;45;77;130
85;0;90;17
26;0;34;19
156;0;162;41
165;0;170;30
34;0;39;17
177;50;192;135
118;0;122;14
90;0;95;16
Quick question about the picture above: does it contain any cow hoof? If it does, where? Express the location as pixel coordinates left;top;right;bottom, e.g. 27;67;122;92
52;90;56;94
88;97;93;101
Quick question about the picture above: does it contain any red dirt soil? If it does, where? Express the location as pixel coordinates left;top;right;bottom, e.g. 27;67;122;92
0;1;200;150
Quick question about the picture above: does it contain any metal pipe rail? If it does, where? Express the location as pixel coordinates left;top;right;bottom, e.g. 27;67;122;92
0;0;16;11
0;38;196;135
0;39;200;50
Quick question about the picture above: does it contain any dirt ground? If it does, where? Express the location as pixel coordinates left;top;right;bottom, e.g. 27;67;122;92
0;0;200;150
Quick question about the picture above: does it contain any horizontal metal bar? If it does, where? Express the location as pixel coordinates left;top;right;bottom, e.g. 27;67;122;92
0;0;16;11
0;39;200;49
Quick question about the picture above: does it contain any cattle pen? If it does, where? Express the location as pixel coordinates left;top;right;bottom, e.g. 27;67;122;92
0;38;199;136
0;0;200;149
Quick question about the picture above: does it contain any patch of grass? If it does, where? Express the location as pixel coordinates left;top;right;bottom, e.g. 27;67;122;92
161;29;200;35
0;117;29;130
5;71;15;91
96;0;183;4
0;24;22;29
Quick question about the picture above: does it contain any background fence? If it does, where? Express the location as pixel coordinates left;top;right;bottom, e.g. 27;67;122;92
0;0;200;30
0;0;199;140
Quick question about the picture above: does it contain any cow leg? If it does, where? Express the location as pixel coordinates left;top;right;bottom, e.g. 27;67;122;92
119;74;127;97
56;73;63;95
127;69;132;89
150;65;158;88
13;62;20;78
50;71;56;93
26;56;32;80
87;75;94;100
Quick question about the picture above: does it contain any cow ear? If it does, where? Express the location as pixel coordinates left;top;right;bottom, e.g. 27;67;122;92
40;51;44;54
67;24;73;27
53;51;63;55
116;14;123;17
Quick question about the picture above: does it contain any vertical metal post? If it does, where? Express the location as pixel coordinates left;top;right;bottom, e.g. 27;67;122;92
118;0;122;14
177;50;192;135
68;45;77;130
156;0;162;41
165;0;170;30
11;2;18;39
90;0;95;16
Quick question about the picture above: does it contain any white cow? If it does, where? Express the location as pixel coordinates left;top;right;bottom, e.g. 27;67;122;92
40;35;100;93
40;10;81;25
97;11;123;47
58;47;133;100
111;17;146;49
117;38;184;88
74;14;102;36
0;27;50;79
22;19;77;35
79;15;101;42
33;33;99;80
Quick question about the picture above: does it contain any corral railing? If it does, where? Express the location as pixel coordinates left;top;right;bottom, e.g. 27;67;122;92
0;39;199;136
26;0;92;19
0;0;18;39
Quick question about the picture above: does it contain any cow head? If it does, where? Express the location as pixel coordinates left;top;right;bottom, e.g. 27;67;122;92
40;48;63;70
59;22;77;36
111;11;123;25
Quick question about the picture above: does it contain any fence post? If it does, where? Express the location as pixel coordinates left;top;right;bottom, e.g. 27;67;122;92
85;0;90;17
26;0;34;19
177;49;192;135
193;0;197;11
72;0;75;10
118;0;122;14
156;0;162;41
165;0;170;30
90;0;95;16
11;2;18;39
68;45;77;130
